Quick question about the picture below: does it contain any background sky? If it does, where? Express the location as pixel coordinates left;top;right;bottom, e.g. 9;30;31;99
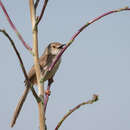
0;0;130;130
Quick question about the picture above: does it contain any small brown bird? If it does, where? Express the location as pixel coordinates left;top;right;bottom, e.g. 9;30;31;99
11;42;65;127
27;42;64;85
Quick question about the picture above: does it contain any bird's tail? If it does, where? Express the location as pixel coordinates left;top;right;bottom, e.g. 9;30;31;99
10;86;29;127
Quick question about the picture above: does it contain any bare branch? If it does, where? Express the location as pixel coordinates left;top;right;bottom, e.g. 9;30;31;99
48;6;130;72
70;6;130;41
55;94;99;130
0;1;32;51
29;0;45;130
37;0;48;25
10;85;39;127
0;29;39;127
10;88;29;127
0;29;28;82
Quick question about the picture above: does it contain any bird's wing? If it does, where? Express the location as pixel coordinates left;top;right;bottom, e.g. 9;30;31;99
27;65;35;79
27;54;47;80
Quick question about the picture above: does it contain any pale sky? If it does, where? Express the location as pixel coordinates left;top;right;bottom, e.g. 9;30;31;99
0;0;130;130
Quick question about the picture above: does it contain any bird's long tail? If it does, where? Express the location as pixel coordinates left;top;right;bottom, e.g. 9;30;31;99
10;86;29;127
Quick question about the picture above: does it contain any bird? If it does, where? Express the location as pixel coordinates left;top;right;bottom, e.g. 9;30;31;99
27;42;65;85
10;42;65;127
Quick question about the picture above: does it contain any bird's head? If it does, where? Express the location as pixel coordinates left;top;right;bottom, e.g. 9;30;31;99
48;42;65;56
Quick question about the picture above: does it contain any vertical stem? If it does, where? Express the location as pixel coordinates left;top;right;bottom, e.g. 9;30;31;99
29;0;45;130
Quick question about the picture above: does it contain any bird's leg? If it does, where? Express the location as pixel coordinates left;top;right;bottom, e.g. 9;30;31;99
45;78;53;96
44;77;54;112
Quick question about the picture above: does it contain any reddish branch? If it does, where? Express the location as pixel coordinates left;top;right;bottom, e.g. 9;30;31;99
0;1;32;51
49;6;130;72
71;6;130;40
55;95;98;130
44;78;54;112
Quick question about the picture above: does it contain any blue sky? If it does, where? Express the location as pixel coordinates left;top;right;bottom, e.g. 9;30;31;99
0;0;130;130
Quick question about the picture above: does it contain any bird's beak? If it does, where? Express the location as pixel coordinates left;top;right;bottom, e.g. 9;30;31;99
58;44;66;49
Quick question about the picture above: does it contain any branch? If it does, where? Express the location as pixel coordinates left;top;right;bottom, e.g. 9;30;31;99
0;29;39;127
70;6;130;42
0;0;32;51
29;0;45;130
49;6;130;72
0;29;29;86
10;88;39;127
55;94;99;130
36;0;48;25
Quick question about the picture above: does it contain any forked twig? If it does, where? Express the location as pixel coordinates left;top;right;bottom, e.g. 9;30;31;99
55;95;98;130
36;0;48;25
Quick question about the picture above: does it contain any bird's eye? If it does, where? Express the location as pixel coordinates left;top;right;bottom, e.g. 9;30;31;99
52;45;56;48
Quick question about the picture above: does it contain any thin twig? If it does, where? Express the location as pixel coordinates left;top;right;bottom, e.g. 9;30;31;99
0;29;39;101
36;0;48;25
0;29;39;127
35;0;40;9
0;0;32;51
71;6;130;41
0;29;28;84
55;94;99;130
10;85;39;128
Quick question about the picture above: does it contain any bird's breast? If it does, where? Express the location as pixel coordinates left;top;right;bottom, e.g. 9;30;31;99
43;58;61;81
